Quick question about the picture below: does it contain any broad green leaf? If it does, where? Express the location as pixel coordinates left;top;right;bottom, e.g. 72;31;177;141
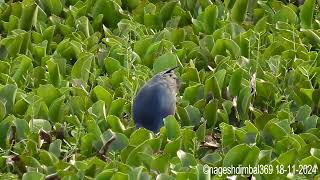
300;0;316;29
92;85;113;109
14;118;29;141
296;105;312;122
231;0;248;24
37;84;61;107
263;119;291;141
47;59;61;87
129;128;152;146
0;116;14;148
71;53;94;83
22;172;45;180
153;52;178;74
220;122;236;147
177;150;197;167
185;105;201;127
96;170;114;180
49;139;62;158
183;84;204;104
0;100;5;121
92;0;124;28
104;57;122;75
29;119;51;132
201;152;222;166
196;122;206;142
211;39;241;58
0;84;17;114
20;2;36;30
39;150;58;166
107;115;125;133
204;99;218;128
164;115;180;140
151;154;170;173
204;76;221;99
12;55;32;87
108;98;126;117
164;137;181;157
159;1;177;24
223;144;258;166
237;87;251;120
48;96;66;122
228;68;243;96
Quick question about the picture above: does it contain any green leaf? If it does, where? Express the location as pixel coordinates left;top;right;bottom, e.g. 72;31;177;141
111;172;128;180
108;98;126;117
48;96;66;122
204;76;221;99
183;84;204;104
237;87;251;120
39;150;58;166
49;139;62;158
177;150;197;167
153;52;178;74
20;2;36;30
185;105;201;127
204;99;218;128
296;105;312;122
263;119;291;141
0;116;14;148
164;137;181;158
22;172;45;180
220;122;236;147
231;0;248;24
37;84;61;107
201;152;222;166
211;39;241;58
80;133;96;156
104;57;122;75
107;115;125;133
14;118;29;141
47;59;61;87
96;170;114;180
202;5;218;34
159;1;177;24
274;5;298;25
303;115;318;131
164;115;180;140
92;85;113;110
129;128;152;146
92;0;124;28
71;53;94;83
156;174;175;180
196;123;206;142
223;144;258;166
0;84;17;114
151;154;170;173
29;119;51;132
300;0;316;29
228;68;243;96
0;100;5;121
12;55;32;87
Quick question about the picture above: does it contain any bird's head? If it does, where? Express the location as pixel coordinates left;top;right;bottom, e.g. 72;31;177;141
152;66;181;94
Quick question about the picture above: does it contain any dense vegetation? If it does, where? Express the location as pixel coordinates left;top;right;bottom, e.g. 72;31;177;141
0;0;319;179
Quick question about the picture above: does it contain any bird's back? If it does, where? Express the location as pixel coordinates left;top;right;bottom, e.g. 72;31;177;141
133;82;176;132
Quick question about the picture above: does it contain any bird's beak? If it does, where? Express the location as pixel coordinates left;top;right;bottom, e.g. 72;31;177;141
164;66;179;74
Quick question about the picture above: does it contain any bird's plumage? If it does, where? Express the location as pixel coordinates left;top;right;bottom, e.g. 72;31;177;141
132;68;180;132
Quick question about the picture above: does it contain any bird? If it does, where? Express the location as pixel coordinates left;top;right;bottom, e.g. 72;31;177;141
132;67;180;133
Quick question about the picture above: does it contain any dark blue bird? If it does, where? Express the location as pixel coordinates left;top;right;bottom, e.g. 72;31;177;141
132;67;180;133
